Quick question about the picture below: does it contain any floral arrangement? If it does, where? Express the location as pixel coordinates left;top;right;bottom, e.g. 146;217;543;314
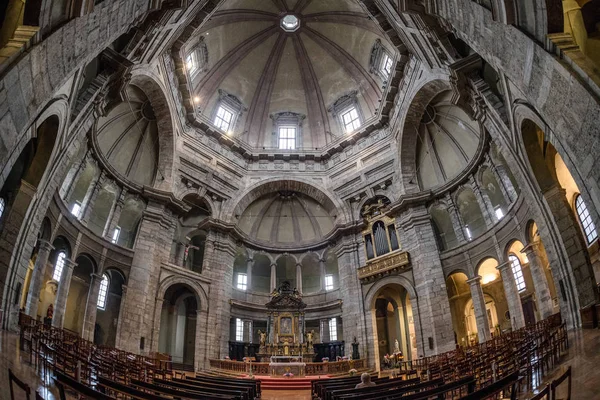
348;369;358;377
283;372;294;378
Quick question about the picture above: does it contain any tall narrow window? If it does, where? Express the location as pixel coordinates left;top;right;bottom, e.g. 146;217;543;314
53;251;67;282
278;126;296;150
0;197;5;220
111;227;121;244
325;275;334;291
329;318;338;341
508;254;526;292
214;106;234;132
237;273;247;291
235;318;244;342
71;202;82;218
381;53;393;77
495;207;504;220
341;107;361;133
465;225;473;241
97;274;109;310
575;195;598;244
186;51;198;75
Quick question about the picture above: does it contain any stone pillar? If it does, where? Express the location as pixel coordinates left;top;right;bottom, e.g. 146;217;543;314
397;206;455;355
445;193;467;244
319;258;326;291
81;171;106;225
52;259;78;328
486;155;514;204
270;263;277;292
24;240;54;317
117;202;176;354
469;176;494;227
296;263;302;293
493;162;518;203
246;257;254;291
522;244;554;319
496;262;526;330
151;297;164;353
60;152;89;200
104;188;127;240
467;276;491;342
81;273;103;340
320;319;330;343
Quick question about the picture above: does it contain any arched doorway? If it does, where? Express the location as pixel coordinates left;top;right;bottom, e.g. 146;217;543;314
158;284;198;369
475;258;509;335
371;283;417;370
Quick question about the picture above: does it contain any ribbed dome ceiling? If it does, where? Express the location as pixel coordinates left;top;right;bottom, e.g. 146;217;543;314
237;191;335;244
188;0;395;149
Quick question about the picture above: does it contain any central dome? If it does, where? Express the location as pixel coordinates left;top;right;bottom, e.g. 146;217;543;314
186;0;396;150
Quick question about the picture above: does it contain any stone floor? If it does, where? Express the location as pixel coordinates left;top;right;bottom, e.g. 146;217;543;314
1;329;599;400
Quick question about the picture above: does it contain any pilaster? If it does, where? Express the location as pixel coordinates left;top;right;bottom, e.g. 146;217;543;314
82;272;103;340
104;188;127;240
496;261;526;329
52;259;78;328
81;170;106;225
466;276;491;342
24;239;54;317
469;175;494;227
445;193;467;244
296;263;302;293
522;243;554;319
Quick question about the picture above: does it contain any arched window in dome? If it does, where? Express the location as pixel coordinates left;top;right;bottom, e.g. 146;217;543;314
508;254;526;292
575;194;598;244
329;91;363;134
97;274;110;310
53;251;67;282
212;89;244;134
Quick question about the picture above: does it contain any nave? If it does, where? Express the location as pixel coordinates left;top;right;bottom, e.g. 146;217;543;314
2;312;596;400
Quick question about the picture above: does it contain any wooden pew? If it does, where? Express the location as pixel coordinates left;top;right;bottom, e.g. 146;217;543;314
458;371;520;400
329;377;421;400
8;368;31;400
98;375;174;400
131;378;236;400
54;370;115;400
334;378;445;400
187;374;261;398
550;366;571;400
393;376;477;400
152;377;244;399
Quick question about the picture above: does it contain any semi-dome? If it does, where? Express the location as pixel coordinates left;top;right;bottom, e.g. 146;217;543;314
95;85;159;187
185;0;397;149
237;191;335;244
415;91;482;190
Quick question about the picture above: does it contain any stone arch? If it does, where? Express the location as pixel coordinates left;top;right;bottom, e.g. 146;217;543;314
74;252;98;275
396;78;453;194
364;275;418;309
156;275;209;313
126;69;177;192
474;257;499;278
444;267;470;280
503;238;527;263
226;178;349;224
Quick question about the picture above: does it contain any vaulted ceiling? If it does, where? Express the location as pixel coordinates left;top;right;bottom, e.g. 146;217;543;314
187;0;396;149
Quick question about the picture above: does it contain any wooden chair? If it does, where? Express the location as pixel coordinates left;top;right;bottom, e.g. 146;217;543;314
550;366;571;400
529;385;550;400
8;368;31;400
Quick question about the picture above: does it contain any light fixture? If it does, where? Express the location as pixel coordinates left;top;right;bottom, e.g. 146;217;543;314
193;96;200;104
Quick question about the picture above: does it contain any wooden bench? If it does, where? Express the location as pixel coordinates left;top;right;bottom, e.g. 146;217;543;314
131;378;236;400
330;377;421;400
9;368;31;400
458;371;520;400
153;377;244;399
54;370;115;400
550;366;571;400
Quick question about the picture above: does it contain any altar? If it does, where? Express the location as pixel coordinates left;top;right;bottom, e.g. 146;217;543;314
256;281;315;365
269;355;306;377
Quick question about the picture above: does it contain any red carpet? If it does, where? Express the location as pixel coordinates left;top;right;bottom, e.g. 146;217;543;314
242;374;332;390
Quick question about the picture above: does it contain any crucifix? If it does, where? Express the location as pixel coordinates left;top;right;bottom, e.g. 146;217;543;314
183;240;200;262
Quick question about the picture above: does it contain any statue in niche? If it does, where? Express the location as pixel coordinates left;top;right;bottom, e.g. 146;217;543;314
258;330;267;346
394;339;401;354
306;330;314;347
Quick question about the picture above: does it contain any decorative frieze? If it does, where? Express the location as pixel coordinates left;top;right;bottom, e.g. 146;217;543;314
357;251;410;282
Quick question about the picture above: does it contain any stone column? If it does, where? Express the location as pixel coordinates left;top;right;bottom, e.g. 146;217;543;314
319;258;326;291
52;259;78;328
270;263;277;292
496;261;526;329
151;297;164;353
522;244;554;319
492;161;518;203
397;206;455;355
445;193;467;244
61;152;89;200
81;273;103;340
320;319;330;343
104;188;127;240
296;263;302;293
246;257;254;291
467;276;491;342
81;171;106;225
24;240;54;317
469;176;494;227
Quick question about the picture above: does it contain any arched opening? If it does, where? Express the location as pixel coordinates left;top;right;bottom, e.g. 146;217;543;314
476;258;509;335
276;255;297;290
456;187;486;239
36;236;70;321
158;284;198;368
325;250;340;292
480;167;509;220
95;269;125;347
64;254;95;335
87;182;118;236
430;206;457;251
371;283;417;371
302;253;321;294
21;217;52;309
446;271;473;345
232;250;247;290
506;239;537;325
251;254;271;293
63;160;99;217
114;195;145;248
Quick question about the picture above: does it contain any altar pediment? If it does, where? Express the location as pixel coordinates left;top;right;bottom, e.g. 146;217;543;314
265;293;307;310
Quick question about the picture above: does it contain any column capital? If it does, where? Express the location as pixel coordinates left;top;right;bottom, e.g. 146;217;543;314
521;243;538;255
37;239;55;252
466;276;482;285
496;261;512;272
90;273;103;280
65;259;78;270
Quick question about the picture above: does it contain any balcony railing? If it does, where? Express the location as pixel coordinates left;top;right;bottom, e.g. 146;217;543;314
357;250;410;282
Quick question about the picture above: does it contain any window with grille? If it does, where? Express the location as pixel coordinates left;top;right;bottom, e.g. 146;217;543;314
53;251;67;282
341;107;361;133
111;227;121;244
71;202;82;218
214;106;234;132
235;318;244;342
278;126;296;150
508;254;526;292
575;195;598;244
97;274;109;310
325;275;334;291
237;273;247;291
329;318;338;341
